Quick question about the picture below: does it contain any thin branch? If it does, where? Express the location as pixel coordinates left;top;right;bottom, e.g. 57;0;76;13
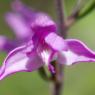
64;0;95;29
50;0;66;95
77;2;95;19
64;0;86;28
50;61;64;95
55;0;67;38
71;0;85;18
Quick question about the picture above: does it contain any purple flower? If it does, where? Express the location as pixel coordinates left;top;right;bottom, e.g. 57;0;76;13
0;0;56;52
0;0;95;80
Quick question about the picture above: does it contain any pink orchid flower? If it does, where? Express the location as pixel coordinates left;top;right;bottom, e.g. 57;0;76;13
0;0;95;80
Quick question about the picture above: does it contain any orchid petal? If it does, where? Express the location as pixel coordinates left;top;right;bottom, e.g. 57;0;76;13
35;41;56;73
45;33;68;51
5;13;32;39
11;0;33;19
58;39;95;65
31;13;56;32
0;42;43;80
0;36;15;52
12;0;56;32
0;36;8;51
39;49;56;73
40;49;53;65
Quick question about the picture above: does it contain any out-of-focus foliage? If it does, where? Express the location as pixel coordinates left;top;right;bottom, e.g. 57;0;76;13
0;0;95;95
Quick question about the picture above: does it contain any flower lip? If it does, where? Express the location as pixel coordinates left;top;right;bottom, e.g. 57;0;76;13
0;43;44;80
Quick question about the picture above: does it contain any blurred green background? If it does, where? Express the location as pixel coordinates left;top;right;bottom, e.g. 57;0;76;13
0;0;95;95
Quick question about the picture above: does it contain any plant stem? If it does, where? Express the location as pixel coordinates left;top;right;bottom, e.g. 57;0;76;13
55;0;67;38
51;61;64;95
51;0;67;95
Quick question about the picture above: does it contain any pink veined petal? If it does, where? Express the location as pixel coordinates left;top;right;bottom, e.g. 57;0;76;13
58;39;95;65
39;49;56;73
35;39;56;73
0;42;43;80
5;13;32;39
36;41;54;65
45;33;68;51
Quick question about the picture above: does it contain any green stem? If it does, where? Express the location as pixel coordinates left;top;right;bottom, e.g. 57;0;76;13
77;2;95;19
65;1;95;29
